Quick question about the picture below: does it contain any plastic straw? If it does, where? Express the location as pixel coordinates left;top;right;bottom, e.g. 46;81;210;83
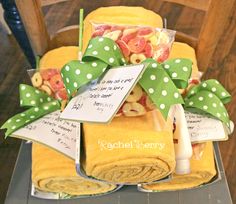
36;56;40;71
78;8;84;60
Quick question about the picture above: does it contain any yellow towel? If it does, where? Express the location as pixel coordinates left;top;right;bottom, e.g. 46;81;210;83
39;46;79;70
33;46;117;196
142;142;216;191
140;42;217;190
82;111;175;184
169;42;199;79
32;143;117;195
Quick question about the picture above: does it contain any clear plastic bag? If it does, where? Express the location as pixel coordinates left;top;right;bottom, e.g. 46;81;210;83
91;22;176;63
192;142;206;160
29;69;68;101
91;22;176;117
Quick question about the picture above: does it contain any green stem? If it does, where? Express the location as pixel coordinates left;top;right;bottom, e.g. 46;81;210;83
79;8;84;53
36;56;40;71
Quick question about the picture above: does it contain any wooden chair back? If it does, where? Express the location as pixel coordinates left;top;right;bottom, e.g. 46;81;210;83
15;0;234;72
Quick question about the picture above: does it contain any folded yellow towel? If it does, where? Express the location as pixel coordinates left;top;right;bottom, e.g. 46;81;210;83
32;143;117;195
142;142;216;191
82;111;175;184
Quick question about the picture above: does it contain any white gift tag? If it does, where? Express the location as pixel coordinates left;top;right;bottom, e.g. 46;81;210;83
185;111;228;142
12;110;79;159
60;64;146;123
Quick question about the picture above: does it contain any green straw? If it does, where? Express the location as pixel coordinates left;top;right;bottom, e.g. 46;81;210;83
79;8;84;57
36;56;40;71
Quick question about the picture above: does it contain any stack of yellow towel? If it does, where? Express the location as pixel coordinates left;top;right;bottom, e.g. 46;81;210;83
34;6;217;191
141;142;216;191
141;39;217;190
80;6;175;185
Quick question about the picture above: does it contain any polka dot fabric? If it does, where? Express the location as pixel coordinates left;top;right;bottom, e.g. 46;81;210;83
139;58;191;118
1;84;60;137
61;37;125;97
162;58;192;89
62;36;193;119
19;84;54;107
184;79;231;126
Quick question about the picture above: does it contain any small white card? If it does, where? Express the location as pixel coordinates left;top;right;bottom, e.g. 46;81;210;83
185;111;228;142
60;64;146;123
12;110;79;159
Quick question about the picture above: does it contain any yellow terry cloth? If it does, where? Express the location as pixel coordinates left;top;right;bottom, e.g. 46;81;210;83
39;46;79;70
81;6;174;185
142;142;216;191
32;143;117;195
82;111;175;184
32;46;117;196
170;42;199;79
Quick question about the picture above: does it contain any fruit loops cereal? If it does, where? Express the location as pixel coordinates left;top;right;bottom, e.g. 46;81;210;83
31;69;68;101
91;23;176;117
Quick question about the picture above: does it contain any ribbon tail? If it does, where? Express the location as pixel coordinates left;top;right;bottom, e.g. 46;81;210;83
0;101;60;138
162;58;193;89
184;90;230;126
139;59;184;119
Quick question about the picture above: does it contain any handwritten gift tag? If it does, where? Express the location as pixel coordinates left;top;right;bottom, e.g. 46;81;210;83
60;64;146;123
12;111;79;159
185;111;228;142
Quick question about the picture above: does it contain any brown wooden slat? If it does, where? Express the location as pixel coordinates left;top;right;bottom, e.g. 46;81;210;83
163;0;209;11
175;31;198;48
15;0;50;56
50;25;79;48
196;0;235;72
41;0;70;6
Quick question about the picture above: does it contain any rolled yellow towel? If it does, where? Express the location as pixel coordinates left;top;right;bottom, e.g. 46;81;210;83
140;42;216;191
34;46;117;196
39;46;79;70
169;42;199;79
32;143;117;195
141;142;216;191
82;110;175;184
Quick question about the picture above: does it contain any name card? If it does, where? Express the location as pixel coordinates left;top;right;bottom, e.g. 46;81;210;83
185;111;228;142
12;111;79;159
60;64;145;123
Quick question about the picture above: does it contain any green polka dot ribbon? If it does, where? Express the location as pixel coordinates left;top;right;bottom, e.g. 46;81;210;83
184;79;232;126
1;84;61;137
61;37;125;96
61;36;192;119
139;58;192;118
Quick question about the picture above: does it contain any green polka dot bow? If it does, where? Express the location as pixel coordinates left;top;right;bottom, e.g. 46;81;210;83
61;37;126;96
61;36;192;118
1;84;60;137
139;58;192;118
184;79;232;126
